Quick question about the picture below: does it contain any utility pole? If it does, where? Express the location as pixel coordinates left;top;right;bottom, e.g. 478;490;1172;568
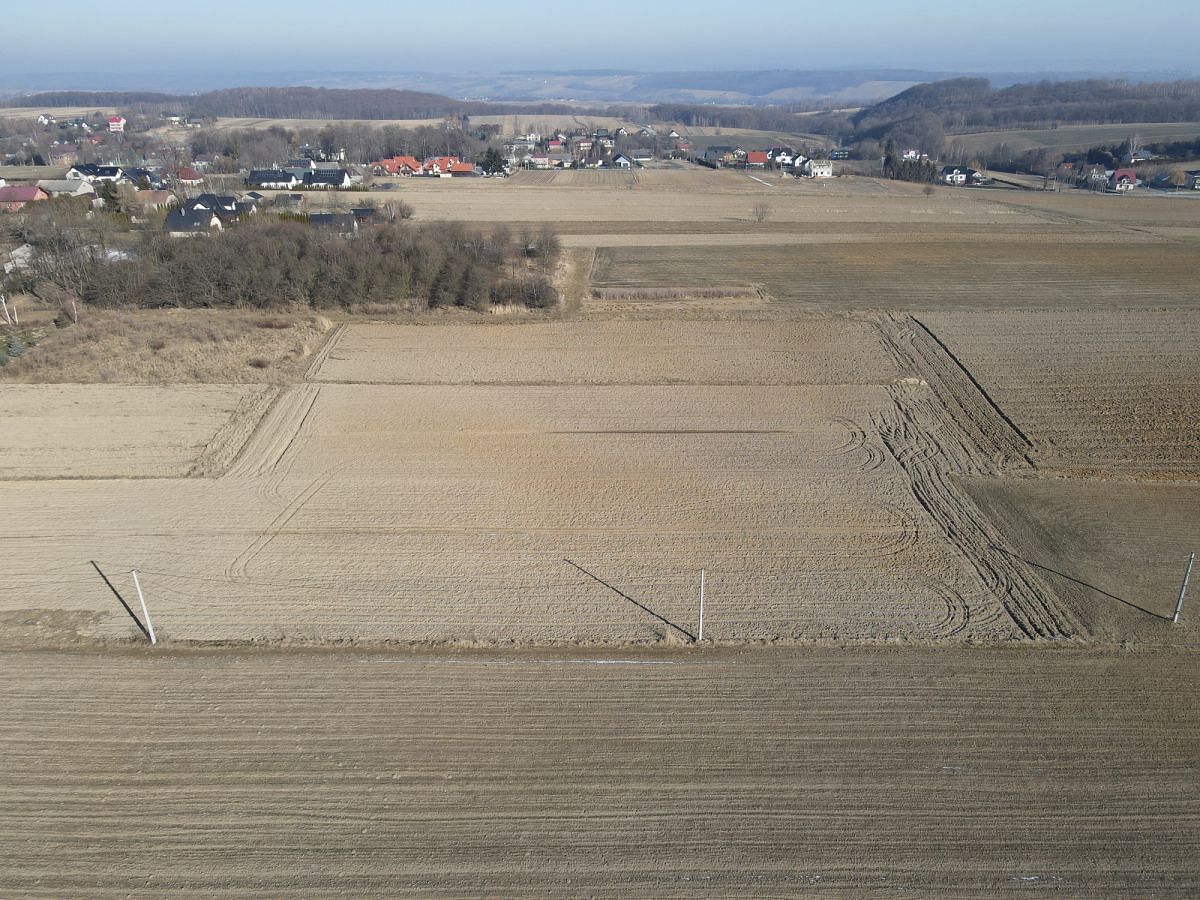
1174;552;1194;625
697;569;705;642
131;570;157;645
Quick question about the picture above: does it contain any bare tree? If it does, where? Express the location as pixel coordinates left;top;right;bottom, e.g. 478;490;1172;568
751;202;772;223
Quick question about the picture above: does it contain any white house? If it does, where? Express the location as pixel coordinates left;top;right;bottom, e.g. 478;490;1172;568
36;179;96;198
610;153;633;168
107;116;126;133
803;159;834;178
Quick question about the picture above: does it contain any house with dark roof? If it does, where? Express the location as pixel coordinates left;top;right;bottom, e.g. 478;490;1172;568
247;170;299;189
1187;171;1200;190
303;169;353;189
164;208;222;236
66;164;124;183
308;212;358;235
610;153;633;169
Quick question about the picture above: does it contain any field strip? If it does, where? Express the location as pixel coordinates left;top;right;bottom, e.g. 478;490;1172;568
2;646;1197;896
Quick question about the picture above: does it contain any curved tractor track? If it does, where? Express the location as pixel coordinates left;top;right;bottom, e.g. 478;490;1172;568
874;315;1081;641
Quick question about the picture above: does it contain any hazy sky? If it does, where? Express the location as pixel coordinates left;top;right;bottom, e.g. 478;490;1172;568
3;0;1198;76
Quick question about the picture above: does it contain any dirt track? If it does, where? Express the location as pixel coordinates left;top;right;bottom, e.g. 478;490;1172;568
2;646;1196;897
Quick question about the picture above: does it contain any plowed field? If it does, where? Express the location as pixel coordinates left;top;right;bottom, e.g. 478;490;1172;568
2;647;1197;897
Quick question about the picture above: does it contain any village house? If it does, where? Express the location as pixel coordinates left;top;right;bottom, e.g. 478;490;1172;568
1185;170;1200;190
939;165;978;185
247;169;300;189
422;156;461;176
370;155;423;177
610;153;633;169
1110;168;1138;191
745;150;769;168
107;116;126;133
128;189;176;212
0;185;49;212
66;164;124;183
164;208;222;236
303;169;353;189
172;166;204;186
37;114;56;126
630;149;654;164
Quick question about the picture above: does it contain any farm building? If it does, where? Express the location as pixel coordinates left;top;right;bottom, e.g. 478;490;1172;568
0;185;50;212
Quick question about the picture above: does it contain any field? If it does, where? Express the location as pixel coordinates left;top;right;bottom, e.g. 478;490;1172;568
2;646;1198;897
3;165;1199;893
0;384;274;479
949;121;1200;154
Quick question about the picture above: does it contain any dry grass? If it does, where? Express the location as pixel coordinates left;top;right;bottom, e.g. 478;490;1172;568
0;307;332;384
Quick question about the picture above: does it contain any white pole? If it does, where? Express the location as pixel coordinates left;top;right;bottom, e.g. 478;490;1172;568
1174;552;1194;625
0;295;10;325
131;569;157;644
698;568;705;642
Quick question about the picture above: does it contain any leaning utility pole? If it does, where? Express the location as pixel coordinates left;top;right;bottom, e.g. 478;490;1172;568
1174;552;1194;625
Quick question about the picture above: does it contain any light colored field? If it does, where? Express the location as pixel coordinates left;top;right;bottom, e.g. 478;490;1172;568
592;240;1200;309
950;122;1200;155
312;319;896;384
2;646;1197;897
314;169;1049;228
3;380;1014;643
922;310;1200;478
0;384;273;479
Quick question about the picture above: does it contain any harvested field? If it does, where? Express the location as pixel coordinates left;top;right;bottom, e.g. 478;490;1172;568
2;646;1197;897
0;384;275;479
311;319;896;384
592;241;1200;309
964;477;1200;642
2;381;1015;643
921;310;1200;478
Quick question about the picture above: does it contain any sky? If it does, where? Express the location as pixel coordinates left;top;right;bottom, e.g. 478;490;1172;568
2;0;1198;79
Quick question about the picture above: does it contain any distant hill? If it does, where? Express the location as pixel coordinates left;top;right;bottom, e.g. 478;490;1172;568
853;78;1200;138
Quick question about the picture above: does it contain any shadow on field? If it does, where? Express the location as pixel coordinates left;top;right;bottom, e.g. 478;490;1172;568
991;545;1170;620
564;559;696;641
90;561;152;640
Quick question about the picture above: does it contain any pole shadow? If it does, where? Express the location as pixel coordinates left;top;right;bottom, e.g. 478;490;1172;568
564;559;696;641
990;545;1170;621
90;560;151;640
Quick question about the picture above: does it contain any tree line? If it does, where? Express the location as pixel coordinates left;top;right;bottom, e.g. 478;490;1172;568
8;205;562;313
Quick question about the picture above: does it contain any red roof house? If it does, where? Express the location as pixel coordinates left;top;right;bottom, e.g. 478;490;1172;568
107;115;126;133
371;155;423;176
745;150;769;167
0;185;50;211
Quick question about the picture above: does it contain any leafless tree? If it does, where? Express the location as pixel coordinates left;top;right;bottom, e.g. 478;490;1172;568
751;202;772;223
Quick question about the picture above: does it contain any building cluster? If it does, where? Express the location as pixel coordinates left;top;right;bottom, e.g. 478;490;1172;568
701;146;836;177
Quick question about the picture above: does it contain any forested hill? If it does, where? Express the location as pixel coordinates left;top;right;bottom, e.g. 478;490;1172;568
853;78;1200;136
